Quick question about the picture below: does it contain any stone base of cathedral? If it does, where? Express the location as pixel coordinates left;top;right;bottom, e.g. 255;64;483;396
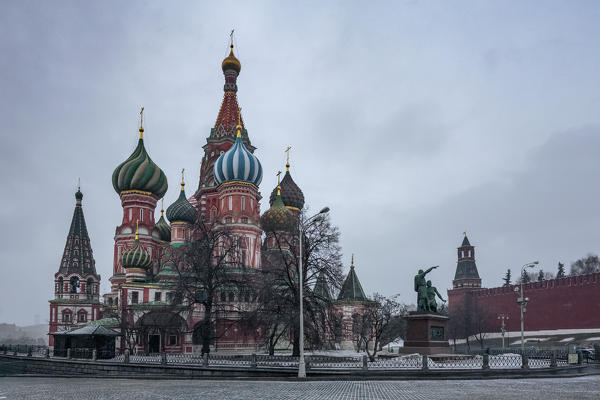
399;313;450;355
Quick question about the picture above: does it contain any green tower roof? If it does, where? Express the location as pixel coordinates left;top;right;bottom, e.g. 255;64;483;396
337;256;368;302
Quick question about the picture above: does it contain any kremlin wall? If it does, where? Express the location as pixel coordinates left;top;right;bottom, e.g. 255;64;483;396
447;236;600;336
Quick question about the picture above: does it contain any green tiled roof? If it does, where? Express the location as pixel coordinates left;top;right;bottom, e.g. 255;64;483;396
337;264;368;302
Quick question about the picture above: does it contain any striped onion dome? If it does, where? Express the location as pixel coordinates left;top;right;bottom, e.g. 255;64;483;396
112;125;168;198
213;131;262;187
261;186;293;232
166;181;197;224
121;237;152;270
155;205;171;242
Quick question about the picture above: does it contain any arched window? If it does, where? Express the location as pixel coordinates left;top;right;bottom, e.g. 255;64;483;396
77;309;87;323
107;298;113;306
57;277;64;293
62;309;73;323
86;278;94;294
69;277;79;293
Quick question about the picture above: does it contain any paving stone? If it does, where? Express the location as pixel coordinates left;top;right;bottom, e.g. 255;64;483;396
0;376;599;400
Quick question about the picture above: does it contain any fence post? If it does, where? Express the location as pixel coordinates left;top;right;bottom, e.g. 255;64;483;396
362;355;368;371
482;354;490;370
13;345;17;356
45;348;50;358
67;348;72;360
521;354;529;369
4;346;7;355
577;351;583;365
161;352;167;365
550;350;557;368
123;349;130;364
251;353;257;369
422;354;429;371
306;356;311;372
203;353;209;367
92;349;97;361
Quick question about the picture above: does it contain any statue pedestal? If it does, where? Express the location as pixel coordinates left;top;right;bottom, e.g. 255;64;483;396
399;313;450;355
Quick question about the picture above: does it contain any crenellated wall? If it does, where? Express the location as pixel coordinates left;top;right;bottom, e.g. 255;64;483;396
448;272;600;333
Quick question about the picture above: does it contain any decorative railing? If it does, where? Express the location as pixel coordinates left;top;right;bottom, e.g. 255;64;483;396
0;344;587;372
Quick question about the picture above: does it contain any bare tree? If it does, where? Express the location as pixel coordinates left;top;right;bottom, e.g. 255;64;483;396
166;219;249;355
351;293;406;361
570;254;600;276
252;211;343;356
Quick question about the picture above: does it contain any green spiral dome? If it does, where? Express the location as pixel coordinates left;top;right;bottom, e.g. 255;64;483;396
166;186;197;224
121;239;152;269
155;212;171;242
261;187;294;232
112;138;168;198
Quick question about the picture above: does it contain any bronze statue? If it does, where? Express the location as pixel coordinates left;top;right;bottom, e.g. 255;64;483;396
426;280;446;313
414;266;438;312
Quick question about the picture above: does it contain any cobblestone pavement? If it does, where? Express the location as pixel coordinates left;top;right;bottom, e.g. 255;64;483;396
0;376;599;399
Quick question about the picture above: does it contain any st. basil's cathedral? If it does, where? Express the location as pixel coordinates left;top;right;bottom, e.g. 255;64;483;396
48;40;370;354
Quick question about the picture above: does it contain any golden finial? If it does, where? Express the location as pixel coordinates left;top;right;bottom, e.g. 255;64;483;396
77;177;80;192
284;146;292;171
351;254;355;269
463;231;467;237
181;168;185;190
139;107;145;139
236;107;243;138
276;171;282;195
135;220;139;240
161;198;164;216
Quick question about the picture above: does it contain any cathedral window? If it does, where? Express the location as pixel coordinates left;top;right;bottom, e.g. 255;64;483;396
242;217;248;224
169;335;178;346
228;196;232;211
86;278;94;294
131;292;139;304
77;309;87;323
241;196;245;211
155;292;162;302
107;298;113;306
62;309;72;323
69;277;79;293
225;217;232;224
128;209;132;220
57;277;64;293
140;208;143;222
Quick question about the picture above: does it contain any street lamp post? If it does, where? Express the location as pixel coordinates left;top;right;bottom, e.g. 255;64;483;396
498;314;509;349
298;207;330;379
516;261;538;353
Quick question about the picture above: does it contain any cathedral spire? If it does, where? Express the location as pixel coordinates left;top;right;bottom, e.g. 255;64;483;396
58;188;97;276
214;32;244;137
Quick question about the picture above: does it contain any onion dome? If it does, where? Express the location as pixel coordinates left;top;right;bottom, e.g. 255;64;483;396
112;110;168;198
261;185;293;232
121;228;152;270
214;123;262;187
155;199;171;241
269;160;304;211
166;171;198;224
222;44;241;74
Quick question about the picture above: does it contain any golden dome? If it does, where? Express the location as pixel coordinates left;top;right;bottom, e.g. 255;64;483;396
222;45;241;74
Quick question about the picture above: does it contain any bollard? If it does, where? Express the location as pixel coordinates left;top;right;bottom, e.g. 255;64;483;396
482;354;490;370
422;354;429;371
67;348;72;359
92;349;97;361
161;352;167;365
123;349;130;364
251;353;257;369
362;355;368;371
45;348;50;358
521;354;529;369
550;350;557;368
203;352;209;367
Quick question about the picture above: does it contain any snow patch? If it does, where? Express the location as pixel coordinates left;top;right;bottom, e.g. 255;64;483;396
559;337;575;342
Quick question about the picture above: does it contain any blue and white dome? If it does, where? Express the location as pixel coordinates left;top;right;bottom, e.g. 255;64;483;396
214;136;263;186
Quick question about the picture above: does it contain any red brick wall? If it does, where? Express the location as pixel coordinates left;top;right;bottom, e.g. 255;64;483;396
448;272;600;332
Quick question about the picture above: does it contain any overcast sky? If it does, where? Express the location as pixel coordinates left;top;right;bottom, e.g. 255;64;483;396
1;1;599;326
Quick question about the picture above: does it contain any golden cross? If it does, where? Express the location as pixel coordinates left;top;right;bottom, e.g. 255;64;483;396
284;146;292;163
230;29;235;47
181;168;185;183
351;254;355;267
140;107;144;128
463;231;467;236
238;107;242;126
276;170;282;185
77;177;80;191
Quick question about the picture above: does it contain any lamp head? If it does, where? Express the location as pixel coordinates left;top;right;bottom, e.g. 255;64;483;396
319;207;330;214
